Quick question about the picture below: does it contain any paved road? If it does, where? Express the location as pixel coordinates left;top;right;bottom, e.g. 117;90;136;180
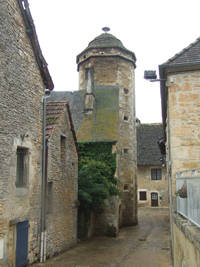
32;207;173;267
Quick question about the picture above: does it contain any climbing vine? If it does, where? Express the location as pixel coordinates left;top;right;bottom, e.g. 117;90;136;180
78;141;120;212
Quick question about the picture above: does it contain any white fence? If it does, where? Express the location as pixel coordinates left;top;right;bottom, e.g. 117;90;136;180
176;167;200;228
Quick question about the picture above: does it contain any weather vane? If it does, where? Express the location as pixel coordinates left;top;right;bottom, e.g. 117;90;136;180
102;27;110;33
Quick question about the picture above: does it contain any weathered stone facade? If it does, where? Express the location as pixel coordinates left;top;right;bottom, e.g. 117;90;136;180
0;1;77;266
137;166;168;207
49;30;138;234
77;31;137;227
137;123;168;208
166;71;200;194
159;36;200;266
45;102;78;258
0;1;45;265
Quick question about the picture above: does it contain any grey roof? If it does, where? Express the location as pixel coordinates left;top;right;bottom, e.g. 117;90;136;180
88;33;126;49
77;31;136;62
162;36;200;65
137;123;163;166
48;86;119;142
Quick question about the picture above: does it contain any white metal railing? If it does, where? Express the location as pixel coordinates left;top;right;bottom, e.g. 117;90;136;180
176;167;200;228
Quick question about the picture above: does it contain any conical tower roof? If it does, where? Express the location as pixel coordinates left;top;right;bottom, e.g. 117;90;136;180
88;27;126;50
76;27;136;63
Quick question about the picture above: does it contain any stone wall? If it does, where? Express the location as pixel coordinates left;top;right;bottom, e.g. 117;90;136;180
91;196;121;237
117;57;137;226
165;70;200;266
166;71;200;194
0;0;45;265
173;214;200;267
137;165;168;207
46;107;78;257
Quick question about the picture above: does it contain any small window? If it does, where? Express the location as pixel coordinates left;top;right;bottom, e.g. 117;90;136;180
139;191;147;201
60;135;66;161
151;168;161;180
16;147;29;187
124;184;128;190
124;148;129;154
124;88;129;95
83;54;86;59
46;181;53;214
124;116;129;121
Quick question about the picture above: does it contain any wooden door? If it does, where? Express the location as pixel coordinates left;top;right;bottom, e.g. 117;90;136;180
16;220;29;267
151;193;158;207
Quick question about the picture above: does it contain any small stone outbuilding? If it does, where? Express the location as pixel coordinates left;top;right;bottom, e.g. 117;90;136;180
45;101;79;258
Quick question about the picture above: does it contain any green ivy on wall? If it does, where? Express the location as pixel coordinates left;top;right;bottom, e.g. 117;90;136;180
78;141;120;213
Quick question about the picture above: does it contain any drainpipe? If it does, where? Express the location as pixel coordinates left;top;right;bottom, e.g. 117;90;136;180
40;90;50;263
44;139;49;262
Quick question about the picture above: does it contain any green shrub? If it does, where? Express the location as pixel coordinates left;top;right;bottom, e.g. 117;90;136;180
78;142;120;212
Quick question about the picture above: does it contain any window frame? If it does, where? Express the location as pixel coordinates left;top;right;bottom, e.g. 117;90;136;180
151;168;162;180
139;191;147;201
16;147;29;187
60;135;67;162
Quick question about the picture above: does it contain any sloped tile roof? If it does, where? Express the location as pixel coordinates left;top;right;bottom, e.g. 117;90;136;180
46;101;80;158
48;86;119;142
137;123;163;166
163;36;200;65
46;101;68;139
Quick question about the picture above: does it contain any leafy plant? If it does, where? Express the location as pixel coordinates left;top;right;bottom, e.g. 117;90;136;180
78;142;121;213
175;189;180;197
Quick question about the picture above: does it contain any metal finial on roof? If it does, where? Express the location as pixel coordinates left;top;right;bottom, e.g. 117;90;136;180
102;27;110;33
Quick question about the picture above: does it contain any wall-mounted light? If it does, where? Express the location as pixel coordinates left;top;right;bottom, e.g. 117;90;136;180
144;70;166;82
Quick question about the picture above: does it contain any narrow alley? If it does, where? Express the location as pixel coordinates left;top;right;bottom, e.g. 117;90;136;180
32;208;173;267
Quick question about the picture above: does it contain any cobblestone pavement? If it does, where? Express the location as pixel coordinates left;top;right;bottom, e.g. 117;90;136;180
32;207;173;267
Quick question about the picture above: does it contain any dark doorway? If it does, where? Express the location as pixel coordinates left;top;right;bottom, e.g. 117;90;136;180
16;220;29;267
151;193;158;207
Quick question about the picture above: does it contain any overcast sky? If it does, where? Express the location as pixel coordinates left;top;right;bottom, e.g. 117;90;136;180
28;0;200;123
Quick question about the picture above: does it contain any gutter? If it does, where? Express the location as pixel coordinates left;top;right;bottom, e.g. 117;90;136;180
40;91;50;263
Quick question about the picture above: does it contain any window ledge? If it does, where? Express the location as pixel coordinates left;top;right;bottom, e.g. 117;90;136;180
15;187;28;196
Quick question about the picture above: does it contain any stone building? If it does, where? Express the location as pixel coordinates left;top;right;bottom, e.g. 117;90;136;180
49;27;138;235
0;1;78;266
137;123;168;208
159;36;200;266
45;101;79;258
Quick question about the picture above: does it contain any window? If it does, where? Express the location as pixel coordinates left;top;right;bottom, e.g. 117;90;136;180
124;148;129;154
46;181;53;214
16;147;29;187
139;191;147;201
124;115;129;121
60;135;66;161
151;168;161;180
124;184;129;190
124;88;129;95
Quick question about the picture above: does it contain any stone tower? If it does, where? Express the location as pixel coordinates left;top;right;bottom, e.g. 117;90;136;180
76;27;137;226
